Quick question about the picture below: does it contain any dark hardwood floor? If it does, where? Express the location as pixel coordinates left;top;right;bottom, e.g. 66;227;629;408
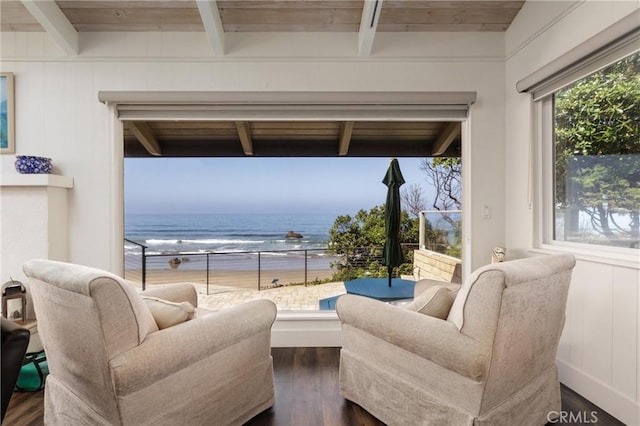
4;347;624;426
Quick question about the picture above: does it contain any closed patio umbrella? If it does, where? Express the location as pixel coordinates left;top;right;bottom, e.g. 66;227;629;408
382;158;405;287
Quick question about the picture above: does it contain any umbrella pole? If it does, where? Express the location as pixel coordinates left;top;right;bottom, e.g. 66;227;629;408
388;266;392;287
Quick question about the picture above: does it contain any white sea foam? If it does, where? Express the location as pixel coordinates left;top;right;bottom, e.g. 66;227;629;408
260;251;289;256
146;238;266;245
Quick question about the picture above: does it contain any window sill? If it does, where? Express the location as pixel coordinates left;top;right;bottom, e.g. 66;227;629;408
530;244;639;270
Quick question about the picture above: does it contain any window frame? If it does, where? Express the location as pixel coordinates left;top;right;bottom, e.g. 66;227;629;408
533;56;640;268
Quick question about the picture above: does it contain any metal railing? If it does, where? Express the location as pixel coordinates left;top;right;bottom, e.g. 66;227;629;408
328;243;418;282
124;244;338;295
124;240;419;294
124;238;147;290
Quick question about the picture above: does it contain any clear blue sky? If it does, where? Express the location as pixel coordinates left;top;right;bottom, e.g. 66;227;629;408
124;157;432;215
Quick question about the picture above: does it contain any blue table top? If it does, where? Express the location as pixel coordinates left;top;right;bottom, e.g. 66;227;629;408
344;278;415;300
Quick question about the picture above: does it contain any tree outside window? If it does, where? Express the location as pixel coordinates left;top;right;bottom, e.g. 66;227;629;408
553;51;640;249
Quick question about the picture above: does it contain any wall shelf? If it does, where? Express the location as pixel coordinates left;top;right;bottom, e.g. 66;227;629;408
0;174;73;189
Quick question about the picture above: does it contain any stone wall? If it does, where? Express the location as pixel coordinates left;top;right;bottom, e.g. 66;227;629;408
413;249;462;283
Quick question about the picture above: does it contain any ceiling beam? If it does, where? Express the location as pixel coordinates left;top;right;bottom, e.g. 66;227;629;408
235;121;253;155
21;0;78;55
338;121;354;156
128;122;162;156
196;0;225;56
432;122;460;156
358;0;383;56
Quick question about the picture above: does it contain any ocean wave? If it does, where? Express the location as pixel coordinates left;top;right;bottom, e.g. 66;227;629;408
145;238;267;245
227;232;288;238
259;251;289;257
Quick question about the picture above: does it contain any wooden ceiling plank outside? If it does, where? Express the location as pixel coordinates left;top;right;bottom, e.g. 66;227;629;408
128;121;163;156
255;135;338;141
359;0;383;56
152;130;238;138
353;129;440;136
151;121;237;130
252;129;338;136
251;122;340;130
235;121;254;155
355;121;441;129
338;121;354;156
21;0;78;54
431;121;460;156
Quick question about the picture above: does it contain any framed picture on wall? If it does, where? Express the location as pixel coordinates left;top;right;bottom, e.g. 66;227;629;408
1;72;15;154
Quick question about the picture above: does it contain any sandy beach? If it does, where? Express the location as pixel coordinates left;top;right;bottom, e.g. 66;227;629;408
125;267;344;310
126;267;336;290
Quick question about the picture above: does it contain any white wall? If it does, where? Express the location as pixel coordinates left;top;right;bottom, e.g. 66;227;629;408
505;2;640;424
0;30;506;280
1;2;638;422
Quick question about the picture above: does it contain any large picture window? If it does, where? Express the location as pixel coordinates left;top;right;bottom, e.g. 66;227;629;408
552;52;639;249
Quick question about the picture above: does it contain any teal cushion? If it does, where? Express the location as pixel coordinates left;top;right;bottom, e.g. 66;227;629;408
16;351;48;391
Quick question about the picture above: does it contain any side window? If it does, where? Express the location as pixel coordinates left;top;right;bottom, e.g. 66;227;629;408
551;52;639;249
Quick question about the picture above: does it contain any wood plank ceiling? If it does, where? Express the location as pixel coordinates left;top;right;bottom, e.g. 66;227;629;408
1;0;524;157
121;120;463;157
2;1;524;33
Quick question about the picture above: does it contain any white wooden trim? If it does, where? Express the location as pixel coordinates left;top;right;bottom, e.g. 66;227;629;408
0;174;73;188
271;312;342;347
107;103;125;276
98;91;478;106
358;0;383;56
116;107;469;122
99;91;476;123
557;359;639;426
196;0;225;56
517;10;640;98
532;92;639;268
461;116;472;281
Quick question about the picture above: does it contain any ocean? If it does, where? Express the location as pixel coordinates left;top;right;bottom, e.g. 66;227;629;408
124;212;338;271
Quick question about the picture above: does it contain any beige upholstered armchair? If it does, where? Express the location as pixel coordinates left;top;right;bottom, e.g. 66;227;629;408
337;254;576;426
23;259;277;426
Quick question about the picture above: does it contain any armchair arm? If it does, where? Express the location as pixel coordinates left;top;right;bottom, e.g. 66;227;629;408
337;294;489;381
110;299;276;395
140;283;198;307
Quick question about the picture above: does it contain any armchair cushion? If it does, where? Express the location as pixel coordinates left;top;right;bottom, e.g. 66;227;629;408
142;297;195;330
405;284;457;319
140;283;198;308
